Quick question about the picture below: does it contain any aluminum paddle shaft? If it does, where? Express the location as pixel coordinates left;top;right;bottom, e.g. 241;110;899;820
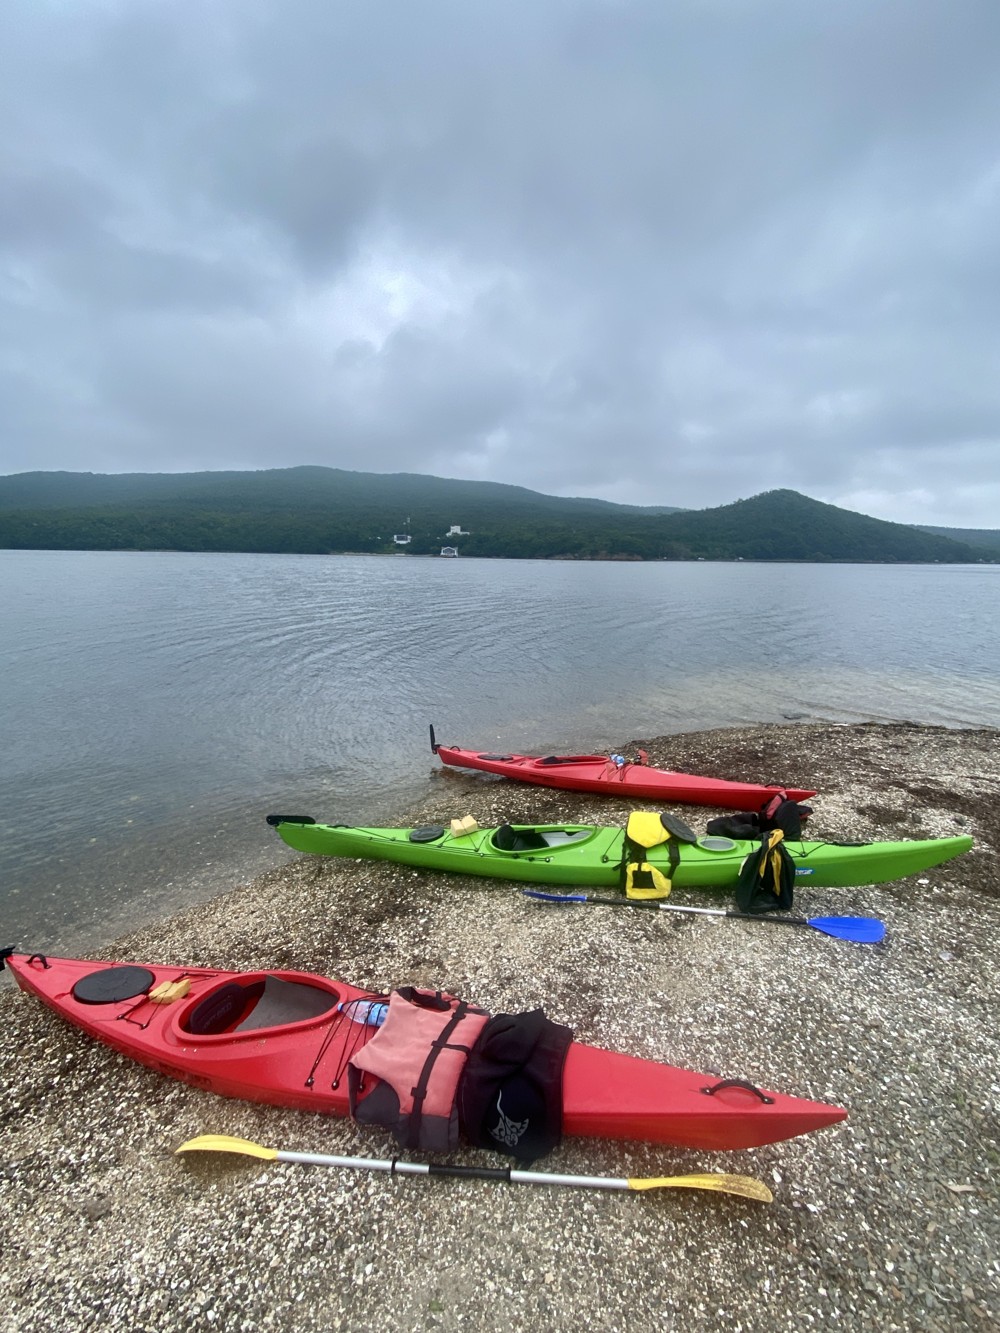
177;1135;772;1201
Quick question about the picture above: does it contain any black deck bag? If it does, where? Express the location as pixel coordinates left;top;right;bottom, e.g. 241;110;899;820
707;793;813;843
705;813;761;840
457;1009;573;1163
735;829;796;914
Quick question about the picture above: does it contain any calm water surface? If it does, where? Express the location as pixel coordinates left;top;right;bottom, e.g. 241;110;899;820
2;551;998;949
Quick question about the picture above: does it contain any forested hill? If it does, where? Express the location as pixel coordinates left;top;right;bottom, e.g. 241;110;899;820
654;490;991;562
0;468;991;563
0;467;682;518
914;525;1000;553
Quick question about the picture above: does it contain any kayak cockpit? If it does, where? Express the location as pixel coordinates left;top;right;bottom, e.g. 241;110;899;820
491;824;594;853
179;974;341;1037
531;755;605;768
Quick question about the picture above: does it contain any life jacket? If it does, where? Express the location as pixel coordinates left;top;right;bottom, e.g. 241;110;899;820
618;811;696;899
348;987;489;1152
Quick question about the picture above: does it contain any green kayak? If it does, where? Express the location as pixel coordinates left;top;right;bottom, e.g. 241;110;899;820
266;815;973;890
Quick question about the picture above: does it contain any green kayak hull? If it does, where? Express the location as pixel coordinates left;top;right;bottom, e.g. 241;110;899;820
268;818;973;890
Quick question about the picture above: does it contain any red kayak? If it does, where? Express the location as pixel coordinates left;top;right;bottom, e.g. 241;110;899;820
3;951;845;1152
430;727;817;809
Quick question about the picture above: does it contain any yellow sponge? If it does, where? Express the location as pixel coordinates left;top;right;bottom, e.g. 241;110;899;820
449;815;479;836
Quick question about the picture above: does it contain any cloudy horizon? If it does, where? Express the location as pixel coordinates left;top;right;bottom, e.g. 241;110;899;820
2;1;999;528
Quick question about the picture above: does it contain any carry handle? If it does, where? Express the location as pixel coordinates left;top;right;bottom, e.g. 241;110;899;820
700;1078;775;1105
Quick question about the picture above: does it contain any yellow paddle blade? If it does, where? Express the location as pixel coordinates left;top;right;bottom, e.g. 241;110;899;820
628;1173;773;1202
175;1134;278;1161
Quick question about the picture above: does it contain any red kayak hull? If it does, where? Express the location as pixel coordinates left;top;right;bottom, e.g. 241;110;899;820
434;743;817;809
4;953;845;1152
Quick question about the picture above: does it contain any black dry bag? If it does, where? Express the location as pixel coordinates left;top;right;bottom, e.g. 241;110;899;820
735;829;796;914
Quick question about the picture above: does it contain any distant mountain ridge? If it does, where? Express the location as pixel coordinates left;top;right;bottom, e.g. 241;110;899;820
914;525;1000;553
0;466;685;517
0;467;992;563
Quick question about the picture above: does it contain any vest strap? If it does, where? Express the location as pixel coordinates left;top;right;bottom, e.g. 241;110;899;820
407;1001;471;1143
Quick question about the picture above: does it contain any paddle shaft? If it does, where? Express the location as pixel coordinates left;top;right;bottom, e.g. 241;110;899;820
177;1136;771;1200
661;903;812;927
278;1150;634;1191
533;892;814;927
523;889;884;942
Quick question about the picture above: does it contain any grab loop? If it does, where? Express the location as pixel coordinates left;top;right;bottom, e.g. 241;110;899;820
700;1078;775;1105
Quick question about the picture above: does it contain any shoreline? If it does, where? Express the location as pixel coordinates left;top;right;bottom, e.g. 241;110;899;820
1;721;997;1332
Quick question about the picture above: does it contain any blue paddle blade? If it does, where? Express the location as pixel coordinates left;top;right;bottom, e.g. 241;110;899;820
523;890;587;903
807;916;885;943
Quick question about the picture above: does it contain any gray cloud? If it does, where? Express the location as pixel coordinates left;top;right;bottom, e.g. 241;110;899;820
2;0;999;527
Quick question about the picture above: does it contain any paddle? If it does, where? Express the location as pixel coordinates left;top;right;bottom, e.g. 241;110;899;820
176;1134;772;1202
523;890;885;943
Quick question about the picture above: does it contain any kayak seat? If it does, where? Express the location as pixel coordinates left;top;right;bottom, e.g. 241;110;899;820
493;824;551;852
184;981;265;1035
184;978;340;1035
233;976;339;1031
493;825;588;852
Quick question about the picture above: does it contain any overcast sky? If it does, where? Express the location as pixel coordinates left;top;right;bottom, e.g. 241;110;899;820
2;1;999;526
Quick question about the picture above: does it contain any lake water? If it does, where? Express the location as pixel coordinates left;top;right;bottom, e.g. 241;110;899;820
2;550;998;950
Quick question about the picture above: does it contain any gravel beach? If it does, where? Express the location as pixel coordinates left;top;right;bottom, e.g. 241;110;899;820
1;722;997;1333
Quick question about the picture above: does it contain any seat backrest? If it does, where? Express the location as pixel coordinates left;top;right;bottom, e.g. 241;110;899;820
185;981;262;1035
494;824;550;852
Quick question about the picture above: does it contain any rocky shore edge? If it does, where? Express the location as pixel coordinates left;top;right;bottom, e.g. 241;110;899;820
1;721;997;1333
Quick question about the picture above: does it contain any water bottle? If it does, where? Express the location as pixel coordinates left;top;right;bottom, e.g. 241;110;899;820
341;998;388;1026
